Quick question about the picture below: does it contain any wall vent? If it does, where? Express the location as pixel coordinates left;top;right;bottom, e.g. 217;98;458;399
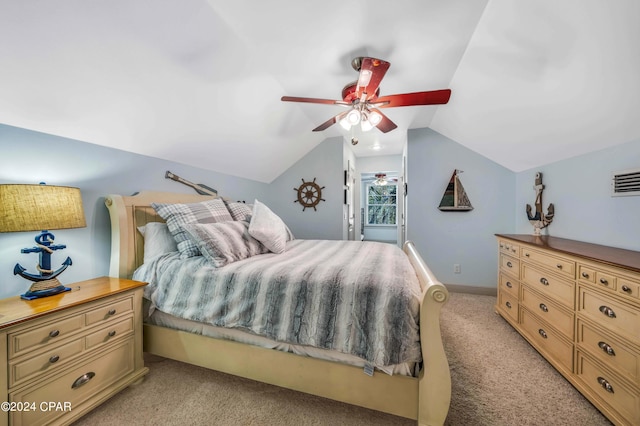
612;168;640;197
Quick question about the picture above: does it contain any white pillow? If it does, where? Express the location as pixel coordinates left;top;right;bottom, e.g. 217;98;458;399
248;200;288;254
137;222;177;263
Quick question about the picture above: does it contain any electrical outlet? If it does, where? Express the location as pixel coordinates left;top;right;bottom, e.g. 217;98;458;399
454;264;461;274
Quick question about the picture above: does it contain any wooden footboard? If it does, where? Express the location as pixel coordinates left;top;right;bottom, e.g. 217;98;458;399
105;192;451;425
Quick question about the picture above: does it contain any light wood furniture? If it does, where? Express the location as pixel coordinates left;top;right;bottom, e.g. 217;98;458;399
495;234;640;426
105;191;451;426
0;276;148;426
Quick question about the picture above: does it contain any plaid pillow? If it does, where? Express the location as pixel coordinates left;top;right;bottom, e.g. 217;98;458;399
182;221;269;267
152;198;233;258
224;201;253;222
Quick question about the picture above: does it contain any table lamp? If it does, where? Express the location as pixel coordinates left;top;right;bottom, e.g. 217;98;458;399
0;183;86;300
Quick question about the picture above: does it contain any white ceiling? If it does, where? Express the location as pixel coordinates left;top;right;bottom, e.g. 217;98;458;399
1;1;638;183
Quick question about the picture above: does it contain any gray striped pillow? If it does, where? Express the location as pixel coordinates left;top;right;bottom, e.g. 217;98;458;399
152;199;233;258
181;221;269;267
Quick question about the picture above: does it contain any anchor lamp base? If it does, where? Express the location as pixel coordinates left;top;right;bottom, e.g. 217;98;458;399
20;278;71;300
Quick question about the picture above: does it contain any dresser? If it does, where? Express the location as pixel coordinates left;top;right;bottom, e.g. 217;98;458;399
0;277;148;426
495;234;640;426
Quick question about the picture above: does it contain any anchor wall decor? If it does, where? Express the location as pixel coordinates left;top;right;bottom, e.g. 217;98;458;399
526;172;555;235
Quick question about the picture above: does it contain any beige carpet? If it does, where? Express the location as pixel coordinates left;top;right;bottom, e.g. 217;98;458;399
73;292;612;425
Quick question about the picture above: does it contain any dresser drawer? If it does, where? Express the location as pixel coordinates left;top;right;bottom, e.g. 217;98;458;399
521;247;575;279
499;273;519;299
576;353;639;426
85;316;134;350
498;240;520;256
9;339;135;426
577;319;640;385
8;315;84;360
521;286;574;339
618;276;640;301
520;308;573;372
85;296;133;326
578;264;617;290
9;338;84;388
500;254;520;277
578;287;640;345
522;264;575;309
498;290;519;323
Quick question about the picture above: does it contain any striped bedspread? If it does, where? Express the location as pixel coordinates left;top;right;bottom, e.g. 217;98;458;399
134;239;423;366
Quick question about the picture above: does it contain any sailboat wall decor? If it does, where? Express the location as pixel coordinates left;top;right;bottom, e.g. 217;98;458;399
438;169;474;211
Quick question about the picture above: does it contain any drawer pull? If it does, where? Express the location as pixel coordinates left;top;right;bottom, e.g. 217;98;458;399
540;277;549;286
621;285;632;293
505;301;512;309
598;341;616;356
71;372;95;389
597;377;614;394
524;252;530;257
506;261;513;268
506;281;513;288
599;306;616;318
599;278;609;285
539;303;548;313
581;272;590;279
49;330;60;338
49;355;60;364
556;264;563;269
538;329;548;339
108;330;117;337
108;309;117;316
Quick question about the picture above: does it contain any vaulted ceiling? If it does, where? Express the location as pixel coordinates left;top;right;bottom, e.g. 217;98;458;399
1;1;638;183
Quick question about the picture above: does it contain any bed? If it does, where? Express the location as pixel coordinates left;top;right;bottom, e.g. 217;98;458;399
105;190;451;425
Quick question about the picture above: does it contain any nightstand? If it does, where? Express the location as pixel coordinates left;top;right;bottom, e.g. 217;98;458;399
0;276;149;426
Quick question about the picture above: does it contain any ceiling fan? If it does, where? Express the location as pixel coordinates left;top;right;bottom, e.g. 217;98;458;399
281;57;451;133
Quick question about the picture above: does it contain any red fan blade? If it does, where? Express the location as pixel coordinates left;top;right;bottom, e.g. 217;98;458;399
281;96;350;106
371;109;397;133
355;57;390;101
376;89;451;108
313;111;348;132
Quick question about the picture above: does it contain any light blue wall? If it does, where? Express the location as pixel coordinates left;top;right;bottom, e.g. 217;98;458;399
406;128;516;287
266;136;344;240
515;138;640;251
0;124;268;299
2;123;638;298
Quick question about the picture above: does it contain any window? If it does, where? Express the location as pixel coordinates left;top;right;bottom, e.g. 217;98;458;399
366;183;397;225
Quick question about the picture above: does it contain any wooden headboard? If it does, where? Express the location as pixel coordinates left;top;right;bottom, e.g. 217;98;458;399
105;191;217;279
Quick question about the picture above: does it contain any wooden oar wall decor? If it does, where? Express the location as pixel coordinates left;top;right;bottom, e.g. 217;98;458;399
165;171;218;196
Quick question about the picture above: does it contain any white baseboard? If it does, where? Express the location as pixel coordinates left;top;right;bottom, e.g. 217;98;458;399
444;284;496;297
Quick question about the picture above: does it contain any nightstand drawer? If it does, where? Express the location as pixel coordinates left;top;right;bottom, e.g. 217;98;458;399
85;316;134;350
579;287;640;345
521;247;575;279
520;308;573;372
85;296;133;326
9;340;134;426
577;319;640;385
576;353;639;426
8;315;84;359
9;338;84;387
521;286;574;339
522;264;575;309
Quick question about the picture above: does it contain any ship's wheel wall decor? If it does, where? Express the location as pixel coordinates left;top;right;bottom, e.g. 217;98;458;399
294;178;325;211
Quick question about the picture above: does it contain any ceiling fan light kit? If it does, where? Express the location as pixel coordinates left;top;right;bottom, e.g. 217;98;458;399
281;57;452;134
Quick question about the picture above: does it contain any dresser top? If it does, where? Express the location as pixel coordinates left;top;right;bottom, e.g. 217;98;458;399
0;276;147;330
496;234;640;274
